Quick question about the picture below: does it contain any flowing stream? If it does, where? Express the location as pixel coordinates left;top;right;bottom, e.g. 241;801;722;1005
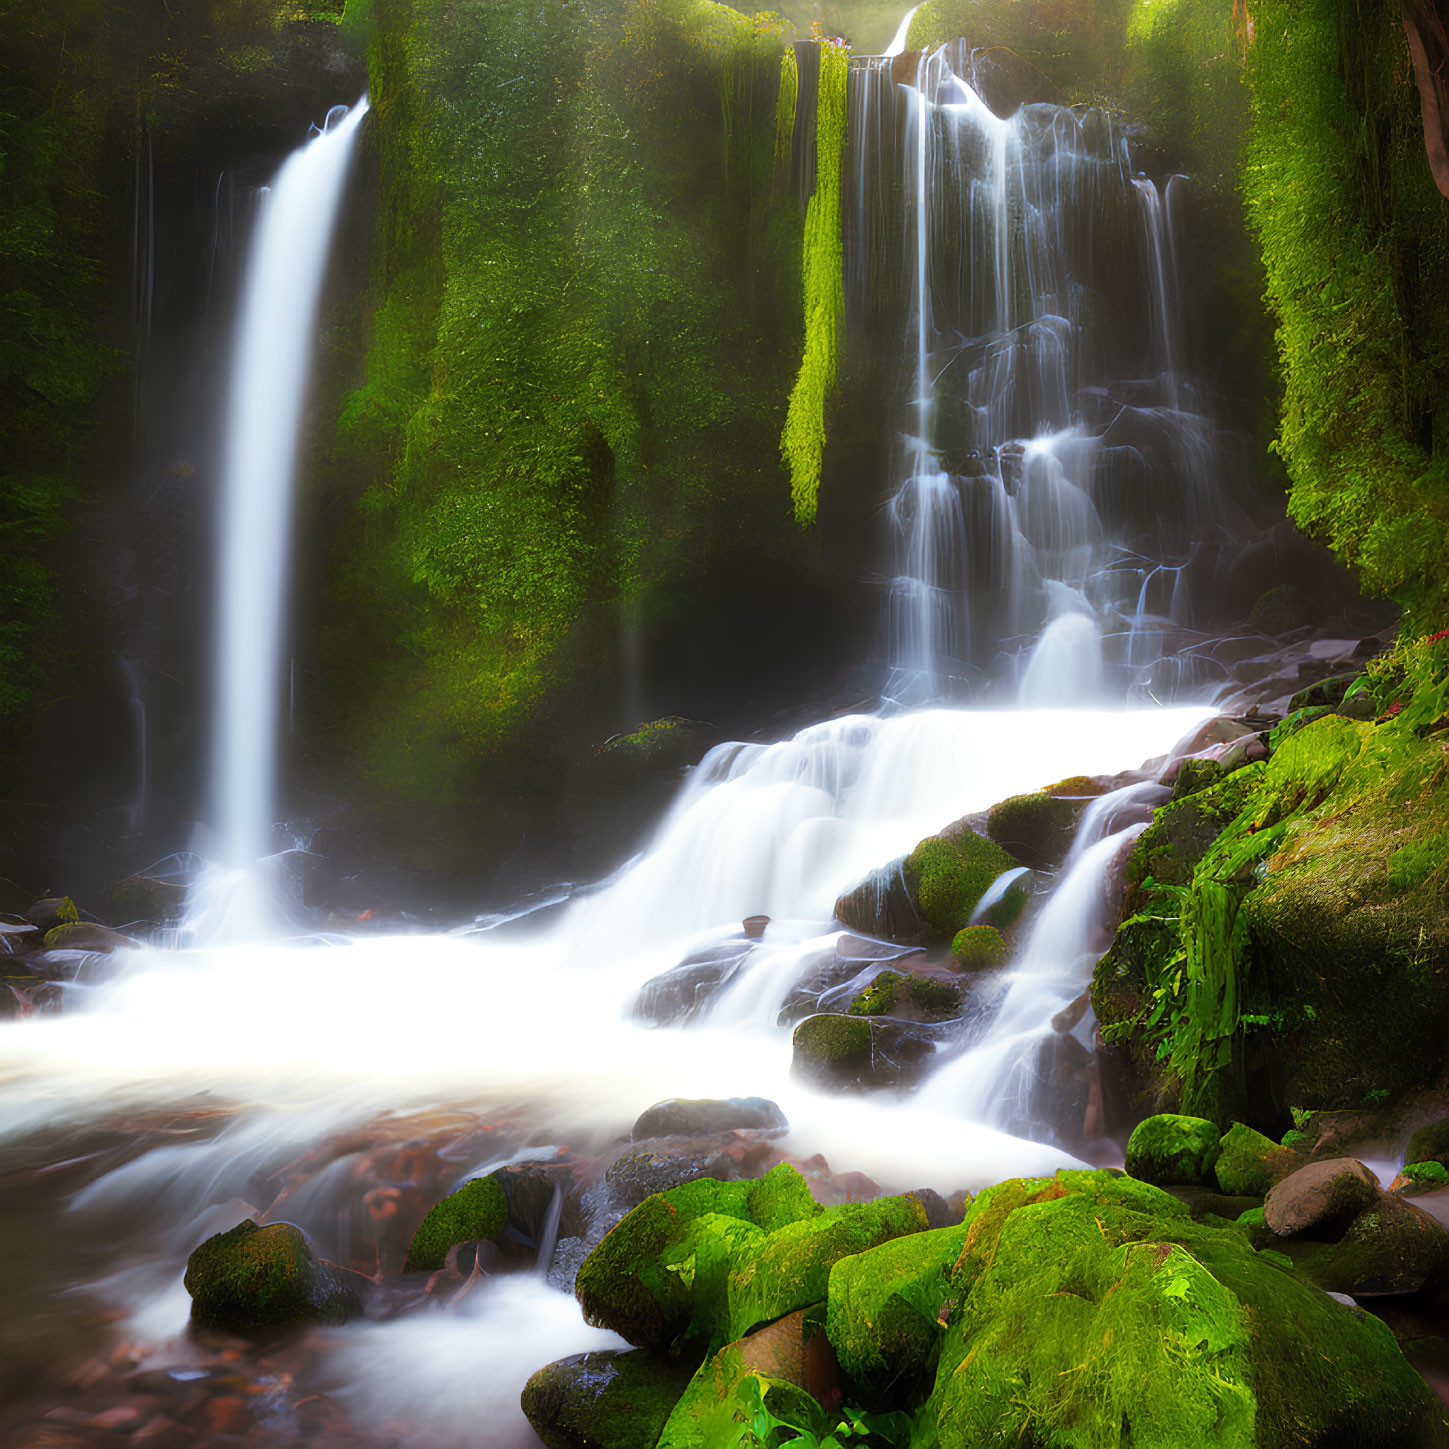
0;38;1252;1448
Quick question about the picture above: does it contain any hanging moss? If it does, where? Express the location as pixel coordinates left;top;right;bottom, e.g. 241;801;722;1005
771;44;798;189
780;40;848;527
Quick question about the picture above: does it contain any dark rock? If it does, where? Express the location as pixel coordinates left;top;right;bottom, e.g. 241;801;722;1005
588;717;716;785
103;875;189;927
1265;1158;1381;1238
1308;1195;1449;1298
522;1348;697;1449
632;1097;787;1141
790;1013;948;1091
184;1219;366;1329
43;922;138;954
489;1159;584;1259
1248;584;1314;635
23;897;79;932
1288;671;1367;713
833;859;919;942
1406;1117;1449;1170
846;969;962;1022
632;942;753;1026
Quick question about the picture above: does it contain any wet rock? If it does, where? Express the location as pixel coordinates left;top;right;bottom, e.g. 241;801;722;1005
951;924;1007;970
1265;1158;1381;1238
742;915;769;940
103;875;189;928
1393;1162;1449;1195
521;1348;697;1449
0;967;61;1018
1213;1122;1303;1198
1051;990;1090;1034
43;922;138;954
632;1097;787;1141
1288;671;1367;713
833;860;919;942
846;969;962;1022
985;791;1082;870
1406;1117;1449;1170
489;1159;585;1259
23;896;79;932
790;1013;946;1091
403;1176;508;1272
632;941;752;1026
588;717;715;784
184;1219;366;1329
1248;583;1315;635
1305;1195;1449;1298
1124;1114;1221;1187
604;1138;774;1210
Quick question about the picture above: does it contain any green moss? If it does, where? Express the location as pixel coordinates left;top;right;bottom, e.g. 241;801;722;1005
780;39;847;526
184;1220;317;1330
1243;0;1449;632
951;925;1007;971
403;1176;507;1272
1248;584;1314;635
1407;1118;1449;1170
1125;1114;1222;1187
1215;1122;1298;1198
1401;1161;1449;1192
657;1341;827;1449
847;969;961;1018
725;1194;931;1346
985;792;1080;870
826;1220;970;1402
903;828;1019;942
792;1011;872;1072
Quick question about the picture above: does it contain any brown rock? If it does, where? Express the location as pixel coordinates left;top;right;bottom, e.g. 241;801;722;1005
1265;1158;1381;1238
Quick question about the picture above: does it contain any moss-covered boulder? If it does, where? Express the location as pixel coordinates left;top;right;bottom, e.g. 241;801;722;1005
1395;1161;1449;1194
631;1097;787;1141
1125;1114;1222;1187
1291;1195;1449;1299
184;1219;365;1330
43;922;137;953
951;924;1007;970
834;818;1021;946
403;1176;508;1272
1214;1122;1302;1198
102;875;188;928
1407;1117;1449;1170
655;1339;830;1449
791;1013;944;1090
846;969;961;1021
985;791;1082;870
575;1166;820;1352
911;1170;1447;1447
521;1348;698;1449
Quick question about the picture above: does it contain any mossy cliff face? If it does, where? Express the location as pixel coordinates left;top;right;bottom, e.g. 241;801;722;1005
1095;684;1449;1128
306;0;848;863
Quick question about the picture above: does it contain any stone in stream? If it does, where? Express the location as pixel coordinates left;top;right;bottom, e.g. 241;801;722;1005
43;922;138;954
632;941;753;1026
985;791;1083;870
1265;1158;1382;1238
403;1176;508;1272
951;924;1007;971
184;1219;366;1329
845;969;961;1022
631;1097;788;1141
1213;1122;1304;1198
522;1348;698;1449
23;896;80;932
1406;1116;1449;1170
103;874;189;927
1300;1194;1449;1298
790;1013;945;1091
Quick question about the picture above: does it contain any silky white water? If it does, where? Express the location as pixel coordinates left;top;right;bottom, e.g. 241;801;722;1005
207;99;367;896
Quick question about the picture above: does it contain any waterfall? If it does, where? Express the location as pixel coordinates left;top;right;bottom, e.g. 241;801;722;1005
844;43;1248;705
202;100;367;910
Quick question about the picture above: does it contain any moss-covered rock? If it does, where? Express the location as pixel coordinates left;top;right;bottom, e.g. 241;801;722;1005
791;1012;943;1091
403;1176;508;1272
1215;1122;1302;1198
826;1220;969;1403
985;791;1081;870
1125;1114;1222;1187
521;1348;697;1449
903;823;1020;942
42;922;137;954
575;1166;819;1353
1407;1117;1449;1170
915;1169;1447;1447
1289;1195;1449;1299
655;1339;827;1449
1396;1161;1449;1194
1248;583;1314;635
184;1219;364;1330
846;969;960;1020
950;924;1007;971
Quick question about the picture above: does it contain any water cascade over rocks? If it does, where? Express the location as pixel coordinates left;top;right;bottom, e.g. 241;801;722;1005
0;29;1284;1447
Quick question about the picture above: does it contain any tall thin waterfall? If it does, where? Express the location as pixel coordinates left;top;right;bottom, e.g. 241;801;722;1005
206;100;367;885
841;43;1247;705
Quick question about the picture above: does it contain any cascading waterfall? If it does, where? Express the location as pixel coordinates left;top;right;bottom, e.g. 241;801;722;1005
0;22;1259;1444
201;99;367;920
845;42;1249;705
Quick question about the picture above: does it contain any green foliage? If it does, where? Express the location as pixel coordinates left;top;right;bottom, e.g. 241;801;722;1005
1244;0;1449;632
781;40;848;525
316;0;807;834
735;1374;912;1448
